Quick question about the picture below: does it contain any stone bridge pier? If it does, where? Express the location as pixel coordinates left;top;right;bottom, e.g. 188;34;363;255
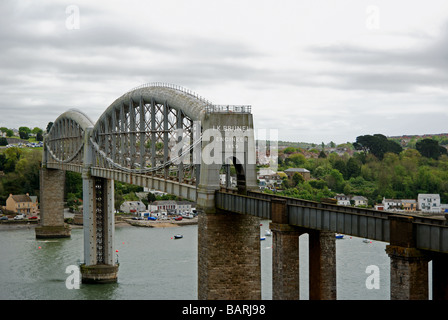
270;198;336;300
35;168;71;239
197;111;261;300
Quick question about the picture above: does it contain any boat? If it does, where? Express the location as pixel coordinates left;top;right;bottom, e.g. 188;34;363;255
174;234;183;239
260;237;266;241
335;234;344;239
363;239;370;243
265;230;272;236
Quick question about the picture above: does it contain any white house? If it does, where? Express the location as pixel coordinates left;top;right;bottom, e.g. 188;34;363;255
149;200;195;214
120;201;147;213
382;198;402;211
418;194;441;213
351;195;368;207
335;194;351;206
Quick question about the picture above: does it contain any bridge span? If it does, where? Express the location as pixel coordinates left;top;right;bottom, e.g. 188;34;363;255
38;83;448;300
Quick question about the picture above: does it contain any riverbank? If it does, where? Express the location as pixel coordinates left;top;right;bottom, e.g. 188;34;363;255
123;217;198;228
0;215;198;230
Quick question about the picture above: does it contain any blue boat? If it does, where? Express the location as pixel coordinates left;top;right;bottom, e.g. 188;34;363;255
335;234;344;239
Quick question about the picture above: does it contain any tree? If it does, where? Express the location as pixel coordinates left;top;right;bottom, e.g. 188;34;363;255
19;126;31;139
353;134;402;160
0;137;7;146
46;122;53;133
19;131;29;140
416;138;447;160
36;131;43;141
292;172;304;186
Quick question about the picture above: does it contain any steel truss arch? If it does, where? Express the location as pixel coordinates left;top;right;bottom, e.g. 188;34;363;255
91;84;207;184
45;108;94;165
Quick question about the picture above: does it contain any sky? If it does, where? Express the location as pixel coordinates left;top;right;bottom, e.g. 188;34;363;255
1;0;448;144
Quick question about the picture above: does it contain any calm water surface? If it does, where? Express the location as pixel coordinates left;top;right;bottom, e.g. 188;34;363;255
0;220;424;300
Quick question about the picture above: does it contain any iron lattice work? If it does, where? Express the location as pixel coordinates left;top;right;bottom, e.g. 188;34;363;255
95;177;106;264
46;109;92;167
91;96;201;184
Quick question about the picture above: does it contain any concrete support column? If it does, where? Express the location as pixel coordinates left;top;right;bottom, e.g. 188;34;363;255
198;207;261;300
270;198;301;300
35;168;71;238
431;253;448;300
80;176;118;284
309;230;337;300
386;215;429;300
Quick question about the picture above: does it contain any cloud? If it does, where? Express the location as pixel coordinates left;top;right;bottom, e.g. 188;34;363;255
305;24;448;93
1;0;447;144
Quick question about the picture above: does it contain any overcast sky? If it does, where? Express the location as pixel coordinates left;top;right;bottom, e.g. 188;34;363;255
1;0;447;144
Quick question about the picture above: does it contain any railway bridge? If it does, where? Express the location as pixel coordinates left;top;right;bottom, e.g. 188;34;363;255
37;83;448;300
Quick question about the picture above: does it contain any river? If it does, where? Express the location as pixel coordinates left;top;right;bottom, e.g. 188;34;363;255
0;220;432;300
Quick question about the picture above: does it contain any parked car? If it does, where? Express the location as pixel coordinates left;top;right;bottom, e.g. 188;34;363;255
29;216;39;219
174;216;183;221
0;216;8;220
14;214;26;220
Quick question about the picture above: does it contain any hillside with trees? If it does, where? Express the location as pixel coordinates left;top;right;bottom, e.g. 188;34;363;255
271;134;448;205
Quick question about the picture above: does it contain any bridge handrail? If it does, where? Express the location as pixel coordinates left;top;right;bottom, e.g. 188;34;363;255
126;82;213;106
205;105;252;114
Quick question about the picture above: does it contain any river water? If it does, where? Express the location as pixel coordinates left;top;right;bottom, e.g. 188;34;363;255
0;220;431;300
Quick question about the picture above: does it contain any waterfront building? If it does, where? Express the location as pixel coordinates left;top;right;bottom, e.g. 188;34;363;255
401;199;417;212
120;201;147;213
351;195;368;207
382;198;402;211
418;194;441;213
5;193;38;215
335;194;351;206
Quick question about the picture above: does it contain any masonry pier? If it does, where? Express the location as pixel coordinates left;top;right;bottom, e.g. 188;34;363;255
270;198;337;300
35;168;71;238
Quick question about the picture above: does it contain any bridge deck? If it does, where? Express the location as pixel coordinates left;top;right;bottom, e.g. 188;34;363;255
216;190;448;254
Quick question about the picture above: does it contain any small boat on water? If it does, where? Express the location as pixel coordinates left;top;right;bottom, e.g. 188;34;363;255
335;234;344;239
260;237;266;241
174;234;183;239
363;239;371;243
265;230;272;236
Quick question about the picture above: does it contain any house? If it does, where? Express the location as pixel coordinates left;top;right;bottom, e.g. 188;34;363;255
284;168;311;181
175;201;194;214
149;200;177;213
6;193;38;214
120;201;147;213
382;198;402;211
149;200;195;214
351;195;368;207
401;200;417;212
335;194;351;206
418;194;441;213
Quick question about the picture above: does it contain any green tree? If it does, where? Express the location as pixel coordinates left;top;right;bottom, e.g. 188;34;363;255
416;138;447;160
0;137;7;146
353;134;402;160
292;172;304;186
